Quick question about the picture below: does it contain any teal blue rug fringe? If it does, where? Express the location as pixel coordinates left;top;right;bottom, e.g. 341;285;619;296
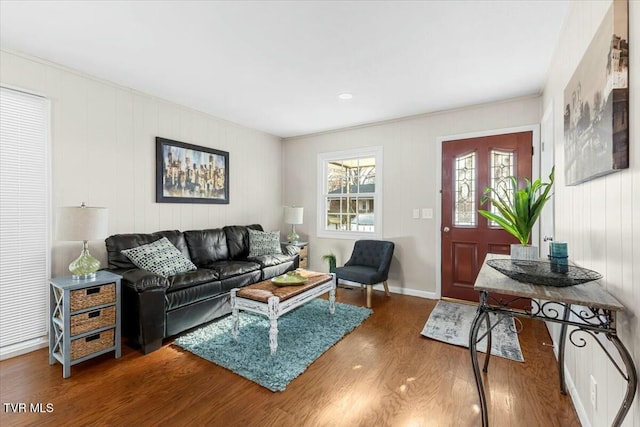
174;299;372;391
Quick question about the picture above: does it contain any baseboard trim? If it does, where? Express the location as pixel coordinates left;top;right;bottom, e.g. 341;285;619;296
389;285;438;300
548;324;591;427
0;337;48;361
337;279;438;300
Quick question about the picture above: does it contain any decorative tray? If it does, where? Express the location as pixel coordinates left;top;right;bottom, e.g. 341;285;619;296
486;259;602;287
271;272;308;286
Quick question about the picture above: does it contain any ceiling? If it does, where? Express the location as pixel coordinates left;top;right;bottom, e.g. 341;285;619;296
0;1;568;138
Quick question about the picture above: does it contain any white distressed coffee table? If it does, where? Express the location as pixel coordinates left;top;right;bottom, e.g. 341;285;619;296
230;270;336;354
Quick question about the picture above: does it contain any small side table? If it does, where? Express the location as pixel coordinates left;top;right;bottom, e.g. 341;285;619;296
49;271;121;378
286;241;308;268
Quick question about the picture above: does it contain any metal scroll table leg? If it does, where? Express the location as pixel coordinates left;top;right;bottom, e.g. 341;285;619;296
470;291;490;427
483;310;493;372
558;303;571;394
607;333;638;427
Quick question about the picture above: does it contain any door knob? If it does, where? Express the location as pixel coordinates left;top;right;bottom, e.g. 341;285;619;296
443;227;450;233
544;236;554;242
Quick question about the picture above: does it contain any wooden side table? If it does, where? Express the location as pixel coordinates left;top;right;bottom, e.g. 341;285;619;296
49;270;121;378
286;241;308;268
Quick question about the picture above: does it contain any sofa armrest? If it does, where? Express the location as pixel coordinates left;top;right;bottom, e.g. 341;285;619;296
119;269;169;293
108;268;167;354
281;243;300;257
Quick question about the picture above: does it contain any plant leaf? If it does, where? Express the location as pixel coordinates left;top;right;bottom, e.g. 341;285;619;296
477;167;554;246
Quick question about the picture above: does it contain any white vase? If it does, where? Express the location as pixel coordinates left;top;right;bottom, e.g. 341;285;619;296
510;244;538;260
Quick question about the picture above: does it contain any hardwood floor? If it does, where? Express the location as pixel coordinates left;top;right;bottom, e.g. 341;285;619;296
0;289;579;427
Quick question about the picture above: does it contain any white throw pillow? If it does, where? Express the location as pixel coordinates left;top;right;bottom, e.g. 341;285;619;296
121;237;196;278
248;229;282;257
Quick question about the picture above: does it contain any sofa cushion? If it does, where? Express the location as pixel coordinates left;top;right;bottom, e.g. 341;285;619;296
220;269;262;292
223;224;263;259
249;253;293;268
261;260;296;282
106;230;189;269
167;268;219;291
205;260;260;280
121;237;197;278
165;280;225;311
183;228;229;267
248;229;282;257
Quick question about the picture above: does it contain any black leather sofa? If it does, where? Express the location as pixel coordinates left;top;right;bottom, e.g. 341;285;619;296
105;224;298;354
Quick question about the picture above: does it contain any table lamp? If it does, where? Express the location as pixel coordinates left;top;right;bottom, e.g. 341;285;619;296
56;202;108;280
284;206;303;243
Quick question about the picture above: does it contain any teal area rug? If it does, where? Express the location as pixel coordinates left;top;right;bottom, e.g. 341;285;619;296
174;299;372;391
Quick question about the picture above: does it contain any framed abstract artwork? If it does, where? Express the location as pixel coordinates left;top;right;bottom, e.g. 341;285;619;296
563;0;629;185
156;137;229;204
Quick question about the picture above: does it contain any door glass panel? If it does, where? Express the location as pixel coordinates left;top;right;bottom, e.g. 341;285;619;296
454;152;476;226
489;150;515;225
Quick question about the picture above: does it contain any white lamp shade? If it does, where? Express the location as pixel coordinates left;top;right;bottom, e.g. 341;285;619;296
56;206;108;241
284;206;303;225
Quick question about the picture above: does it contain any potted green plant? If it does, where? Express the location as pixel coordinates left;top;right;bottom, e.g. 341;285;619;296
478;167;554;260
322;253;337;273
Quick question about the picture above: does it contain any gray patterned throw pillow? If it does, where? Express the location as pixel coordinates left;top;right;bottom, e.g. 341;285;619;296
248;229;282;257
121;237;196;278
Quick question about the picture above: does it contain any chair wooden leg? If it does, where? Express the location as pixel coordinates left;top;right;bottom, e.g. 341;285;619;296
383;280;390;297
366;285;372;308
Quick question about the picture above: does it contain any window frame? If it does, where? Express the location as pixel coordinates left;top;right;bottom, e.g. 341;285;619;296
317;146;383;240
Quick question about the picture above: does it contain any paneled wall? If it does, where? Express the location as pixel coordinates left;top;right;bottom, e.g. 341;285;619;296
0;50;284;279
542;1;639;425
283;96;540;297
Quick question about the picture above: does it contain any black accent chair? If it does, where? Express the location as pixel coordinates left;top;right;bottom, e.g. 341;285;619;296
334;240;395;308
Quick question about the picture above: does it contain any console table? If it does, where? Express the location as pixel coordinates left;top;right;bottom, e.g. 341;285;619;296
470;254;637;427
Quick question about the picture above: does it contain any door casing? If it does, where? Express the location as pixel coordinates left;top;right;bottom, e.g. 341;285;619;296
435;124;541;298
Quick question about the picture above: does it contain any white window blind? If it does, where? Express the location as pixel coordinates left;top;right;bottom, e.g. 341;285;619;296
0;86;49;359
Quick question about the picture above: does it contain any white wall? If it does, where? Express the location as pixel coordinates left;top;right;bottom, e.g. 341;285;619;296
0;50;284;279
542;1;639;426
283;96;540;298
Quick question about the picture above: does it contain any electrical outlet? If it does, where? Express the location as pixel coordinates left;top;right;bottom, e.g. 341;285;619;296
590;375;597;409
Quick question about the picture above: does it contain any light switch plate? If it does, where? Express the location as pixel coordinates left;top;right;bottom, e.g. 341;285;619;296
412;209;420;219
422;208;433;219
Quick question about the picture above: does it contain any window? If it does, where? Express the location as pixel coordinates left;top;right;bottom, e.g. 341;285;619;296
317;147;382;239
0;87;50;359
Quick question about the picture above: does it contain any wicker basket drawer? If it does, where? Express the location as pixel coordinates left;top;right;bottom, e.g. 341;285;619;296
299;246;308;257
70;283;116;311
70;329;115;361
69;306;116;336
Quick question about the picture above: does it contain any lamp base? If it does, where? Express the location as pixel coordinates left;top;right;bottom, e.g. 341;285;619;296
72;272;97;281
287;229;300;243
69;241;100;280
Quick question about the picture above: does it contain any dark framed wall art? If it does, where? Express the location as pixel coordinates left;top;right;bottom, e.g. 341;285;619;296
563;0;629;185
156;137;229;204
